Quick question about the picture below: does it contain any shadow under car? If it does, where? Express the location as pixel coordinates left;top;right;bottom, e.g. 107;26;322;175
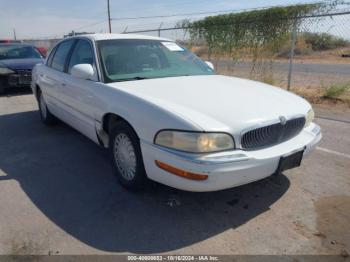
0;110;290;253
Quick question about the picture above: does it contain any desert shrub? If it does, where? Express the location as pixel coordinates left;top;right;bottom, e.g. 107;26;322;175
303;32;350;51
278;36;313;57
262;74;276;85
324;82;350;99
180;2;342;58
191;45;209;57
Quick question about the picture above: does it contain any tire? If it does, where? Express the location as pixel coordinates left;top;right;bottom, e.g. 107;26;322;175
109;121;147;191
38;90;57;125
0;78;6;95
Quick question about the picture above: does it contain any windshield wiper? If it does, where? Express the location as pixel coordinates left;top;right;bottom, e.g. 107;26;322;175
115;76;149;82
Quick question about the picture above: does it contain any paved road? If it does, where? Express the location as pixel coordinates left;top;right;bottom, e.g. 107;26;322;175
0;93;349;255
217;60;350;75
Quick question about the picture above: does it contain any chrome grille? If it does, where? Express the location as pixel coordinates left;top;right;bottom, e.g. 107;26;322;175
241;117;305;150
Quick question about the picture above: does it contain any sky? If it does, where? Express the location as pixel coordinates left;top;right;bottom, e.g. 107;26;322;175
0;0;349;39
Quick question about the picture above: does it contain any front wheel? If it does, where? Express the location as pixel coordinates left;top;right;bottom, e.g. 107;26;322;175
38;90;57;125
109;121;147;191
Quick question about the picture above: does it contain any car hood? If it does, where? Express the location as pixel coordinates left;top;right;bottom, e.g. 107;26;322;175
108;75;311;133
0;58;44;70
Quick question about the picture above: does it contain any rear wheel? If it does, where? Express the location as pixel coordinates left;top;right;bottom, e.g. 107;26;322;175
109;121;147;190
38;90;57;125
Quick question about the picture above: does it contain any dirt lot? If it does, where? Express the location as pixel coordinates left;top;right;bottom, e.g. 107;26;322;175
0;91;349;256
215;60;350;106
216;60;350;90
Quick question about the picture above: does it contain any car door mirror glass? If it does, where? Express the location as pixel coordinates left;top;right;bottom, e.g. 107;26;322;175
71;64;95;80
205;61;214;70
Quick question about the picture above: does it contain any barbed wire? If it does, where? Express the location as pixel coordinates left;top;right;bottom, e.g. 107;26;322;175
124;10;350;34
17;2;350;40
112;0;350;21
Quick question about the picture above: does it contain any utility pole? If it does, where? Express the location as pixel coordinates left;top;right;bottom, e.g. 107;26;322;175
13;28;16;40
158;22;163;37
107;0;112;33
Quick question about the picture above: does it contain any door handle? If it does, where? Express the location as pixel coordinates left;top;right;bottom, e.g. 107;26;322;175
61;83;66;87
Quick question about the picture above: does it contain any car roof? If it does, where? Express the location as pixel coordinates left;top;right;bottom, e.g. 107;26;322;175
67;33;172;42
0;43;35;47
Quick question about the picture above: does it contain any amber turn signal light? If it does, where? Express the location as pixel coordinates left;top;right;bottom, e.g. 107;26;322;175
155;160;208;181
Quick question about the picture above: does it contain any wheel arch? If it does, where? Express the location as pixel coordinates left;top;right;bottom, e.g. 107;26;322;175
34;84;41;101
98;112;141;148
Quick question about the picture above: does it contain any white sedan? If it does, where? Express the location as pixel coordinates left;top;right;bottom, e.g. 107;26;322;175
31;34;321;192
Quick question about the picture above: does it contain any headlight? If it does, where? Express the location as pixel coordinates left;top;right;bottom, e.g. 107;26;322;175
0;66;14;75
155;130;235;153
305;108;315;127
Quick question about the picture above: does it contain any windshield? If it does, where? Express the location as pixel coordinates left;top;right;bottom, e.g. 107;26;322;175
97;39;214;82
0;45;42;60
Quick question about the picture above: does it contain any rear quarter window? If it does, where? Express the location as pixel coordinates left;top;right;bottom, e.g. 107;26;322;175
46;46;57;66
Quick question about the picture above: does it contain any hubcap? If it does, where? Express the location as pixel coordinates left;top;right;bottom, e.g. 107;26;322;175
40;94;47;119
113;133;137;181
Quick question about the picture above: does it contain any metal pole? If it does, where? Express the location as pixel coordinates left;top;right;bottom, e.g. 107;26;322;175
287;21;297;91
13;28;16;40
158;22;163;37
107;0;112;33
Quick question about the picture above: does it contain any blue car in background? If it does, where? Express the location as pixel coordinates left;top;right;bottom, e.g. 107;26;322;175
0;43;44;94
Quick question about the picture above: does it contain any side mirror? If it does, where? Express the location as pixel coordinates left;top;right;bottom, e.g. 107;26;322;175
71;64;95;80
205;61;214;70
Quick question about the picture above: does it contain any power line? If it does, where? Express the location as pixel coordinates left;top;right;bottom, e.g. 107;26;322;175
73;20;106;31
112;9;246;21
24;0;350;39
113;0;219;15
124;10;350;34
111;1;348;21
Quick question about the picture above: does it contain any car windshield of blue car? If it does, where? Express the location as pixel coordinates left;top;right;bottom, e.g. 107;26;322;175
97;39;215;83
0;45;42;60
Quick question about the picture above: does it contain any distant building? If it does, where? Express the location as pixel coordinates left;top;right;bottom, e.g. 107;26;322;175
64;31;94;38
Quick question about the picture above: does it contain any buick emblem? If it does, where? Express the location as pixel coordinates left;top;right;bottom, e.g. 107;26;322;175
279;116;287;125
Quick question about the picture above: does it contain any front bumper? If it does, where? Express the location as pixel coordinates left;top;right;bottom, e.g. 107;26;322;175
140;123;321;192
0;70;32;89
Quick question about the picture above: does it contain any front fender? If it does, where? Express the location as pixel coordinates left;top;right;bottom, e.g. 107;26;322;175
96;84;202;144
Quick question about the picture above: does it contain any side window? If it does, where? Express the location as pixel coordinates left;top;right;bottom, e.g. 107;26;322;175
46;46;57;66
68;40;95;73
51;40;75;72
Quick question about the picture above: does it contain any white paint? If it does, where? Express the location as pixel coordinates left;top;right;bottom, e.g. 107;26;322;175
32;33;322;192
317;147;350;159
70;64;96;81
111;74;311;135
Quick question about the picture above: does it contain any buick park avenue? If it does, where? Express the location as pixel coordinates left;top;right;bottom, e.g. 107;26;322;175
31;34;321;192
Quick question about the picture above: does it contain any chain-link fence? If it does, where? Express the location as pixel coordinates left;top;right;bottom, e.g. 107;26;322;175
123;9;350;104
21;5;350;104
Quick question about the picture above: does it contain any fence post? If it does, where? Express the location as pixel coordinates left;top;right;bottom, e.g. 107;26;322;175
287;21;297;91
158;22;163;37
208;46;211;61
